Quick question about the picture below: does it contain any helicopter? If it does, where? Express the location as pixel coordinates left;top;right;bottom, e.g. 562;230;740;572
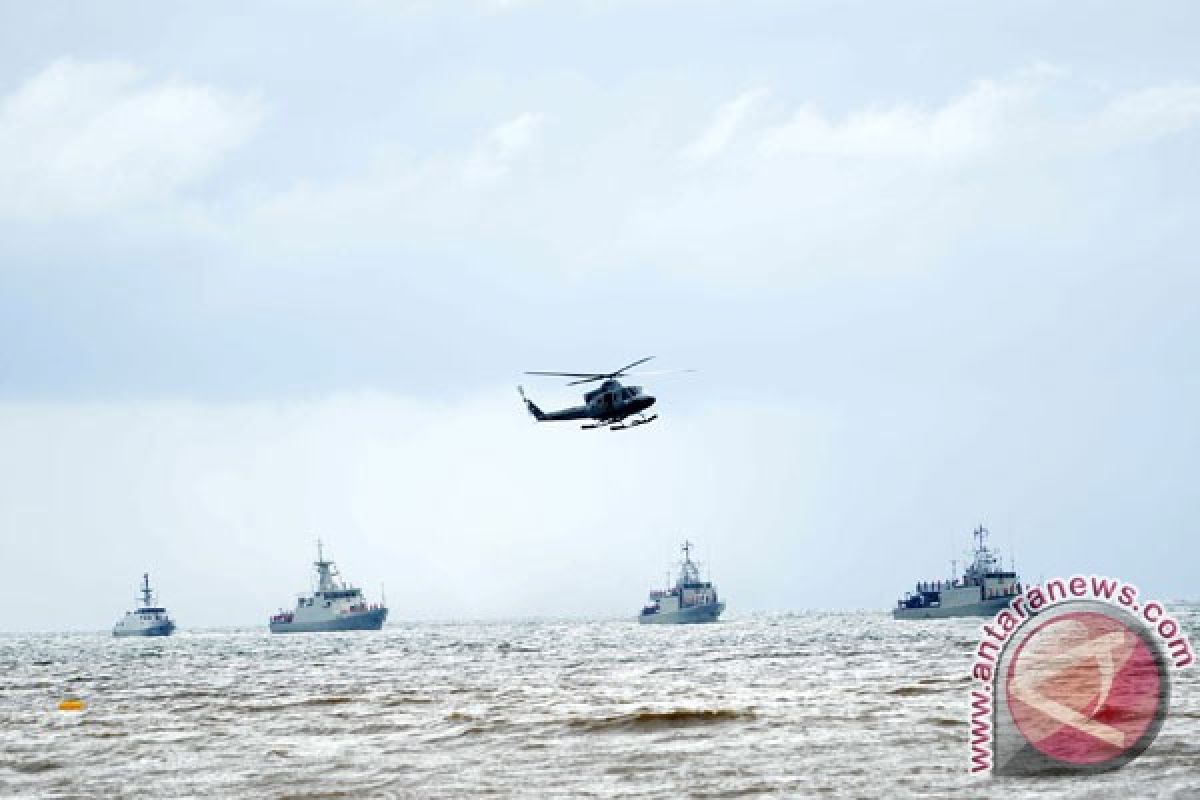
518;356;683;430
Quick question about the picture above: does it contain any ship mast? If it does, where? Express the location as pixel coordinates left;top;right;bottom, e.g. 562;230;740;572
140;572;154;607
678;539;700;585
314;537;338;593
971;524;999;574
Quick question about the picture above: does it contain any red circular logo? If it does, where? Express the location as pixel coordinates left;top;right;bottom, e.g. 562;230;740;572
1005;610;1163;766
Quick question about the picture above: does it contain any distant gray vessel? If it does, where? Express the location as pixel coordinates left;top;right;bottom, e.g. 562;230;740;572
113;573;176;637
639;541;725;624
269;541;388;633
893;525;1022;619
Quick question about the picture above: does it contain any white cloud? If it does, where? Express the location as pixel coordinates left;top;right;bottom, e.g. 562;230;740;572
0;58;263;219
1089;84;1200;150
758;66;1053;160
612;66;1200;281
681;87;769;162
233;65;1200;284
243;110;552;259
462;111;548;183
756;65;1200;163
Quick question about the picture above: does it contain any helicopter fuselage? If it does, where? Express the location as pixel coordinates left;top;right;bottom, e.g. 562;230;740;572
522;379;656;424
581;379;656;421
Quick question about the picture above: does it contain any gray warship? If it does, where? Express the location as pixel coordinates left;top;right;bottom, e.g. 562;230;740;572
113;573;176;637
638;540;725;624
269;541;388;633
893;524;1022;619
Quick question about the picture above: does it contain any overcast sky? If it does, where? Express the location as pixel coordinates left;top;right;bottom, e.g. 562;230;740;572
1;1;1197;631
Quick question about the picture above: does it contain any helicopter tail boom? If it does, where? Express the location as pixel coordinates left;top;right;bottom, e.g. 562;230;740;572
518;386;547;421
518;386;594;422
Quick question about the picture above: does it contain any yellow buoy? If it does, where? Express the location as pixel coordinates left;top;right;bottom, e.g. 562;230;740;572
57;699;86;712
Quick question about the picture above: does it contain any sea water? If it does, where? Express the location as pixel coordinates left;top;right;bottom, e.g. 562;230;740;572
2;611;1197;798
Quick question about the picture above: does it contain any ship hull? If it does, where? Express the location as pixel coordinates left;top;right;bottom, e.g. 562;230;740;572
892;596;1013;620
639;601;725;624
113;622;175;637
269;608;388;633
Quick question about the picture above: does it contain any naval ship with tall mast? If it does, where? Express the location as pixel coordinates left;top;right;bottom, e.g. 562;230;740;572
893;524;1022;619
638;540;725;624
269;540;388;633
113;573;176;637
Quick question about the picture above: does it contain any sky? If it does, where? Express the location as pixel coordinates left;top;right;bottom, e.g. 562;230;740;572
1;1;1197;630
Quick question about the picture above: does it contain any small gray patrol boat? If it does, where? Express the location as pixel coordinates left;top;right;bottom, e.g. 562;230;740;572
638;540;725;624
113;573;176;637
893;524;1022;619
269;540;388;633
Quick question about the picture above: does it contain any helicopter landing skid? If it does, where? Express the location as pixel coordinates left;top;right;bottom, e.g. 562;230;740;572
609;414;658;431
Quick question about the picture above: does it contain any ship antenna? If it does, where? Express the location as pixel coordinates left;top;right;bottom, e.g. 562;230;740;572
1006;511;1017;571
1009;516;1016;572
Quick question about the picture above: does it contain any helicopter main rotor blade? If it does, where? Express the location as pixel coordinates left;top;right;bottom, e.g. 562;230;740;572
524;357;658;386
619;368;697;377
610;356;655;376
523;371;607;378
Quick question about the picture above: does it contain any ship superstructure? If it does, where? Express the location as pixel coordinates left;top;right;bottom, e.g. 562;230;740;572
269;540;388;633
893;525;1021;619
638;540;725;624
112;573;176;637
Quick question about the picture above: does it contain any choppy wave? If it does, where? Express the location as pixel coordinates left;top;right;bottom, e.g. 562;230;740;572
888;685;940;697
567;707;754;732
